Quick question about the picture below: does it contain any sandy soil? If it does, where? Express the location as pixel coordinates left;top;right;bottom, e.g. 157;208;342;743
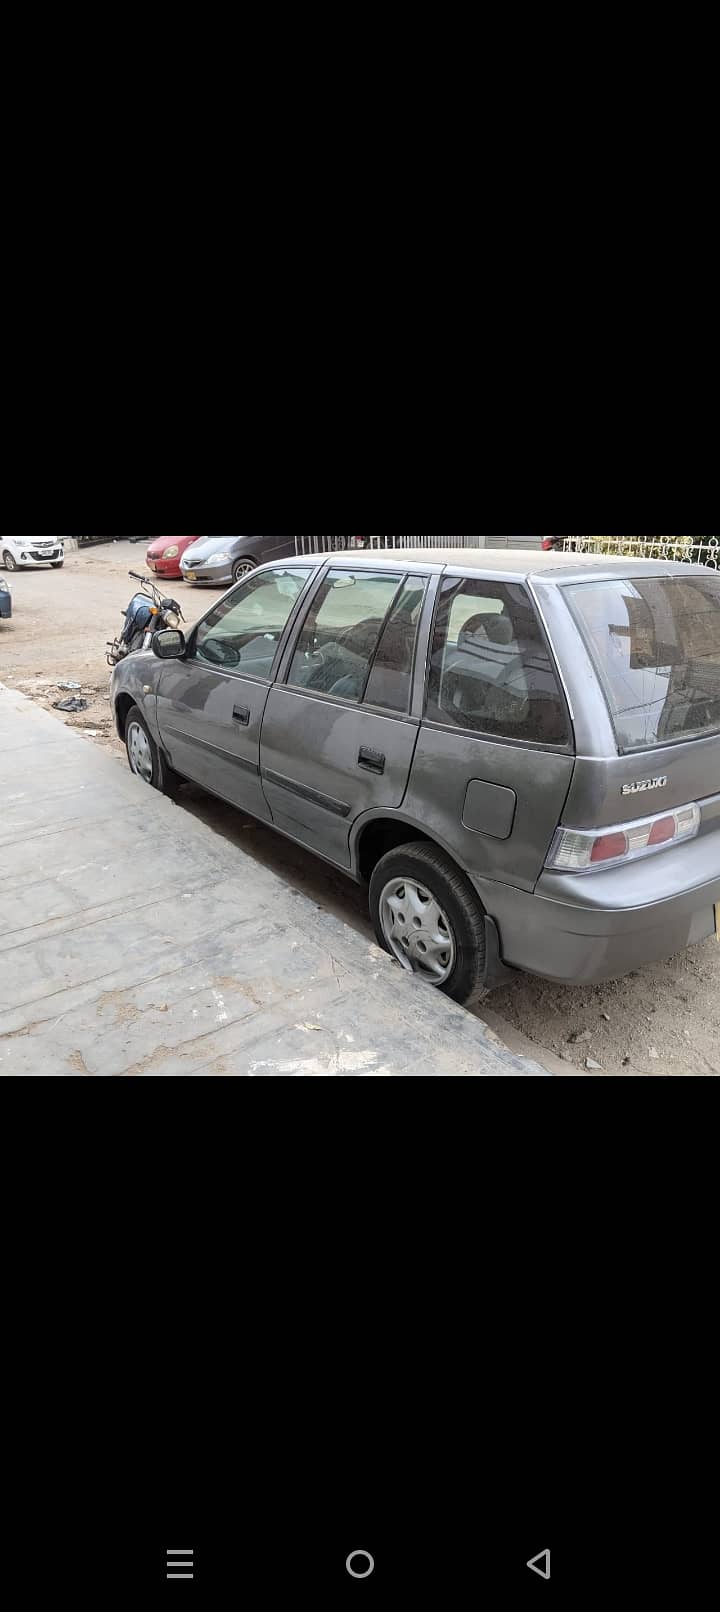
2;540;717;1077
0;540;215;755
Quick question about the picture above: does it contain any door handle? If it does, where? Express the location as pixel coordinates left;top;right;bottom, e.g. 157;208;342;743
358;746;385;774
233;704;251;726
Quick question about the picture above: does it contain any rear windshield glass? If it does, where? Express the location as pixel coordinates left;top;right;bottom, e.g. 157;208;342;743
565;574;720;751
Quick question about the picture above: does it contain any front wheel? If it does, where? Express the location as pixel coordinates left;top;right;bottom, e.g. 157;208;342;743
233;558;256;583
51;560;64;568
125;705;180;795
3;551;17;571
369;842;487;1003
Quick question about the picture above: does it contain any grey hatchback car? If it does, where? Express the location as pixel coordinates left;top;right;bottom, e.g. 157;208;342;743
180;535;298;586
111;549;720;1002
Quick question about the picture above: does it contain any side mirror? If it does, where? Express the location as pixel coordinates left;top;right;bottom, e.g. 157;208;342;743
200;637;241;668
152;629;186;659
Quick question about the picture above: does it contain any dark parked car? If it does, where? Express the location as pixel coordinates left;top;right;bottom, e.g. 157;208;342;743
0;578;11;619
180;535;358;585
181;535;298;586
111;548;720;1002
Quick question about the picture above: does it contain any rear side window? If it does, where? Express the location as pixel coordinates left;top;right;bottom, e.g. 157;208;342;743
427;578;569;746
565;575;720;751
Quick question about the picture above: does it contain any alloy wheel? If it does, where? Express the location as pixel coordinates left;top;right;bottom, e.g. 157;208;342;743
3;552;17;571
378;877;457;985
233;560;256;583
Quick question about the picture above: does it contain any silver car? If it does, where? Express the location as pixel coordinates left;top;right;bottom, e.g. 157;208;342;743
111;549;720;1002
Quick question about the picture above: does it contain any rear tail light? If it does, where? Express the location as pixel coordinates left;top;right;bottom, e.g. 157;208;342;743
541;537;554;551
547;802;700;873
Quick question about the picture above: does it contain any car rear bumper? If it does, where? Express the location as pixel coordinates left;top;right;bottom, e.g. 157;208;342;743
474;827;720;983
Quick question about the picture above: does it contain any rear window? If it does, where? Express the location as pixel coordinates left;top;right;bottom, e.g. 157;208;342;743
565;574;720;751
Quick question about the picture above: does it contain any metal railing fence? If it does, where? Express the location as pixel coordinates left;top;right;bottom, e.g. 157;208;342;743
563;535;718;568
292;534;719;568
294;534;490;554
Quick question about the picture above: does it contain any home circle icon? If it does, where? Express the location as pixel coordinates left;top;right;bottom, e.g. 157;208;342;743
346;1550;375;1579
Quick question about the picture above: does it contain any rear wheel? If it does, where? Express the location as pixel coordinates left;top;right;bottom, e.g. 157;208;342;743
233;558;256;583
369;842;487;1003
3;551;17;571
125;705;180;795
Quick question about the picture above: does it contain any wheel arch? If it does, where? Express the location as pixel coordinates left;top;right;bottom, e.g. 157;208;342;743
352;809;466;885
114;691;136;739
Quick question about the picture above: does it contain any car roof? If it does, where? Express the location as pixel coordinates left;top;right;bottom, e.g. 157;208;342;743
284;547;711;583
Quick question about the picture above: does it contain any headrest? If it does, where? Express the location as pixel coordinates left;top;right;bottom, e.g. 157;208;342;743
485;615;514;644
460;612;514;646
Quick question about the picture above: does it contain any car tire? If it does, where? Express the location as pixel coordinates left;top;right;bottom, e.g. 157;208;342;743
369;841;487;1004
51;560;64;568
3;551;17;571
233;558;257;583
125;704;181;796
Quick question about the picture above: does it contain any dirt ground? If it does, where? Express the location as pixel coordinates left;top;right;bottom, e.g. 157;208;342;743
1;540;718;1077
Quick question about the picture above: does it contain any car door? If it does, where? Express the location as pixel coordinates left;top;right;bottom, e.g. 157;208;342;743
405;571;575;889
155;566;314;816
260;568;428;868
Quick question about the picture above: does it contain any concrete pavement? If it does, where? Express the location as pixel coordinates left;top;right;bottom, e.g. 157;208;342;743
0;685;547;1076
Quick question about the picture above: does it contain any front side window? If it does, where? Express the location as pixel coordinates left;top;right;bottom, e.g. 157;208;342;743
427;578;569;745
286;570;404;701
193;568;310;676
565;574;720;751
363;576;427;712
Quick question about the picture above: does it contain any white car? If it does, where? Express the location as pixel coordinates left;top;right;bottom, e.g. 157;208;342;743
1;536;65;571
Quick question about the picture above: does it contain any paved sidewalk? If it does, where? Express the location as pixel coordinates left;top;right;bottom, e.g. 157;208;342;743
0;686;547;1076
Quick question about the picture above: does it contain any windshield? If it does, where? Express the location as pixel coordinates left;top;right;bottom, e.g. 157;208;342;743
565;574;720;751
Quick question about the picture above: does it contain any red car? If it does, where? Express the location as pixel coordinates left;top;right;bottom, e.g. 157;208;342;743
146;535;201;580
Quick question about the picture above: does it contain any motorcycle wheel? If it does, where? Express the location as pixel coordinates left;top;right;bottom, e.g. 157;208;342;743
124;705;181;796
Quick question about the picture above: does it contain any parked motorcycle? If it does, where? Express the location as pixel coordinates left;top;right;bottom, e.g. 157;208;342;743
107;572;184;666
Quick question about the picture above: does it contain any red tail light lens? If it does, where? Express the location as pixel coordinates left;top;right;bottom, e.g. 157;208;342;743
547;802;701;873
647;815;676;846
590;831;629;863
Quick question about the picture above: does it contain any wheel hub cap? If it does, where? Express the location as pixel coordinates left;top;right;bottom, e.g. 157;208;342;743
127;722;153;783
379;878;456;985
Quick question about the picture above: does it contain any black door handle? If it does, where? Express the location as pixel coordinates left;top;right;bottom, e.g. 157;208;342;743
233;704;251;726
358;746;385;774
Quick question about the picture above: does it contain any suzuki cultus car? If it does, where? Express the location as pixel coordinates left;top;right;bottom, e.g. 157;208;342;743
110;549;720;1001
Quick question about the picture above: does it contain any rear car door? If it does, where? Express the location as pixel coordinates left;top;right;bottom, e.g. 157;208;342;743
155;566;313;816
260;568;427;867
404;572;576;890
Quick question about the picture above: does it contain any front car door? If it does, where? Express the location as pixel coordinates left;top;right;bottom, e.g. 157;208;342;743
260;567;429;867
155;566;314;816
